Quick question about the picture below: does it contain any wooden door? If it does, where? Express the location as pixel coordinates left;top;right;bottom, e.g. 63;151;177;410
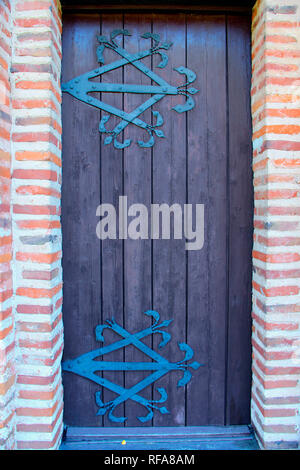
61;10;253;427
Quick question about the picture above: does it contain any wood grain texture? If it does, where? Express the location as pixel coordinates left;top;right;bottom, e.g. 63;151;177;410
186;14;228;425
121;14;153;427
61;1;256;14
61;11;253;428
226;14;253;425
100;13;125;427
151;12;187;427
61;14;102;426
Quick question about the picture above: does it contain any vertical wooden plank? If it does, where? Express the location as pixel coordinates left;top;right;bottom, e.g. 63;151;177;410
123;14;153;426
185;14;210;426
186;15;228;425
226;14;253;425
100;13;126;427
203;15;228;425
151;13;187;426
61;14;102;426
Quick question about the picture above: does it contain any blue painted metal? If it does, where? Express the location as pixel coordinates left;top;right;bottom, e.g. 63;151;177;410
61;30;199;149
62;311;202;423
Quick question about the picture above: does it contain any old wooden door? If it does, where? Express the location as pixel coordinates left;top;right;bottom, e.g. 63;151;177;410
61;10;253;428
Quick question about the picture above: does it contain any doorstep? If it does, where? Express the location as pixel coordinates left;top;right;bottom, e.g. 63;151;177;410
60;425;260;450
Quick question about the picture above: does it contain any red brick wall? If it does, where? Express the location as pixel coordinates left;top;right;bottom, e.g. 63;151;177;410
251;0;300;450
0;0;63;450
0;0;15;450
12;0;63;450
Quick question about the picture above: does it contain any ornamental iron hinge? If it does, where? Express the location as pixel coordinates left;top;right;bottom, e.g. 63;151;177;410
62;310;202;423
62;30;199;149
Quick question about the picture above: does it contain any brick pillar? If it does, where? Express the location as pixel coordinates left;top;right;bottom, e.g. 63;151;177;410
0;0;15;450
251;0;300;449
0;0;63;450
1;0;300;451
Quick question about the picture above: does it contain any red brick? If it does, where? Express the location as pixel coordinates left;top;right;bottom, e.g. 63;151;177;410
16;220;61;230
13;204;57;215
255;189;299;200
253;250;300;263
13;169;57;181
15;17;51;28
17;423;63;450
19;382;60;401
16;251;61;264
253;281;299;297
16;151;61;167
12;98;59;113
257;235;300;247
12;131;59;147
252;394;297;418
18;331;61;350
252;312;298;331
16;283;62;299
16;1;52;12
17;304;53;315
22;268;59;280
16;185;61;199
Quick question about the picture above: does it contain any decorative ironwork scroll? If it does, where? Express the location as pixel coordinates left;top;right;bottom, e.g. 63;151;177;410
62;30;198;149
62;311;202;423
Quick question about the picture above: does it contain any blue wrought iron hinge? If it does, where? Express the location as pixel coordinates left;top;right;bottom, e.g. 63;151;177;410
62;29;199;149
62;310;203;423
